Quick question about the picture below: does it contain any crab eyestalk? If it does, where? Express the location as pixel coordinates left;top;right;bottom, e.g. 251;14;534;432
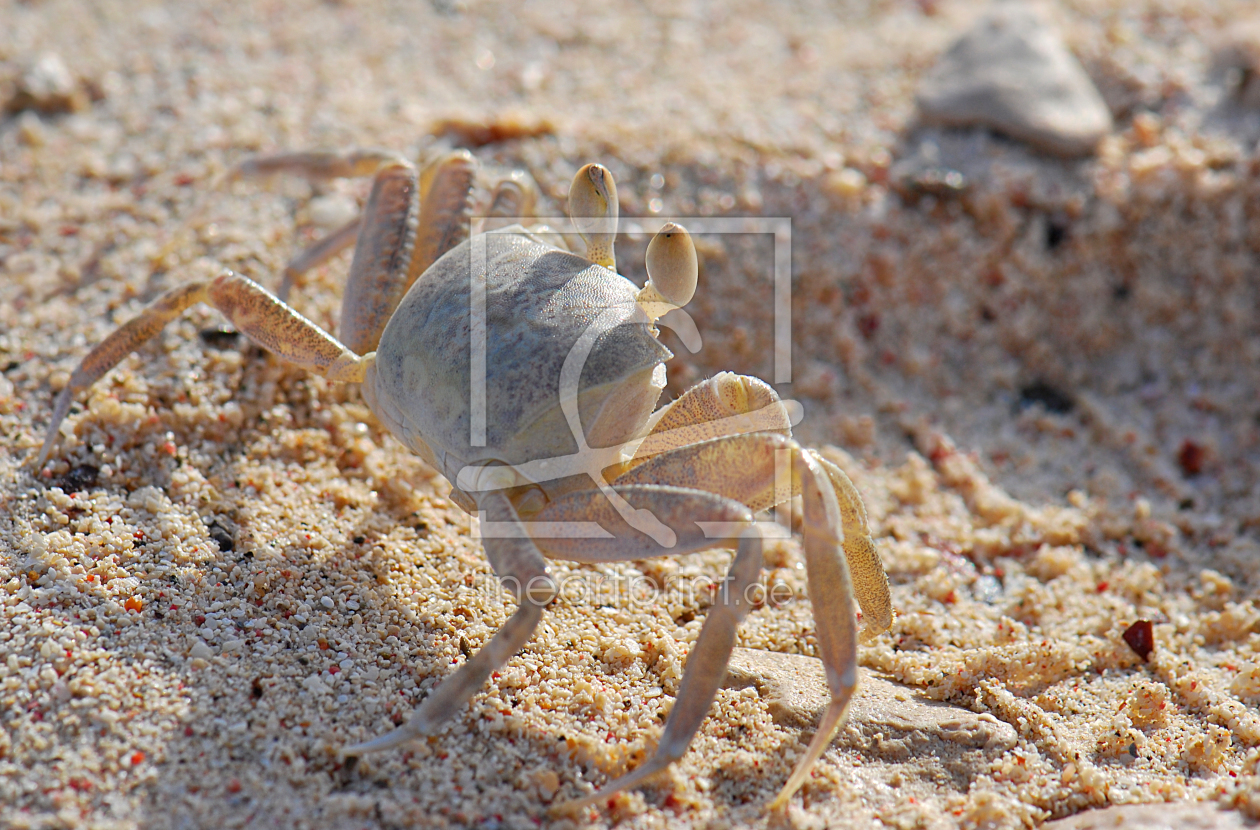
637;222;698;323
568;163;619;271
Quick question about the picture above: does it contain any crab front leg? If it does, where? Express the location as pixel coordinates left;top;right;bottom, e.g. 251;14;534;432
37;272;369;467
618;432;892;640
341;488;557;755
528;486;763;809
611;435;891;806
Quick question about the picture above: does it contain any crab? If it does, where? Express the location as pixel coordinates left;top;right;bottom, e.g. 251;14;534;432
37;148;893;811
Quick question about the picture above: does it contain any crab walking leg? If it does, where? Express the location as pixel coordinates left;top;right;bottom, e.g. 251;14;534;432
482;171;538;232
816;456;893;640
769;452;859;809
276;216;362;302
224;148;410;183
337;161;421;354
561;527;765;811
411;150;477;280
341;489;555;756
340;151;479;355
37;273;368;468
615;433;892;641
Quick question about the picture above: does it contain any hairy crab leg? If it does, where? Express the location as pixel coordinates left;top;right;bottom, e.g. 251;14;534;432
341;489;556;756
410;150;477;281
324;150;476;355
769;451;860;809
37;272;368;468
334;160;421;354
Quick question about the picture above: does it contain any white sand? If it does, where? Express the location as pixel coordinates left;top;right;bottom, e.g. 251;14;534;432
4;1;1260;827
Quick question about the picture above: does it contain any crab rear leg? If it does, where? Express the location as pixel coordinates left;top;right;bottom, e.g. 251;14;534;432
275;216;361;303
37;273;368;467
341;489;556;755
333;150;477;353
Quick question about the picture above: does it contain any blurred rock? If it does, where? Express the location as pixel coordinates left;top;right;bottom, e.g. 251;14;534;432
916;2;1112;157
1212;21;1260;109
6;52;88;115
1045;803;1249;829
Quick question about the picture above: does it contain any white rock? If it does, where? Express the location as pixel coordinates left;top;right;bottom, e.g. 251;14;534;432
1045;803;1250;829
724;648;1017;754
1213;20;1260;109
7;52;86;115
189;640;214;660
916;2;1112;157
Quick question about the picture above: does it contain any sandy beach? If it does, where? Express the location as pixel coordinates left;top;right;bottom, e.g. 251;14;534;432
4;1;1260;827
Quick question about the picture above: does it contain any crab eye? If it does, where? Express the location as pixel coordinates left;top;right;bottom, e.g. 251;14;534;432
646;222;697;308
568;163;618;238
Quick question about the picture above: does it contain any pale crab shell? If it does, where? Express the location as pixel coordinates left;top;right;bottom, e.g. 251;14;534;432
363;229;672;496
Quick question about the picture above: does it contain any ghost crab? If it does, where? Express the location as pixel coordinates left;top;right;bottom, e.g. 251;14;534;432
37;149;893;810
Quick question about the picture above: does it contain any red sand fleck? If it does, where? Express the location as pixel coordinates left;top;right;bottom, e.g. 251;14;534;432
1178;439;1207;476
1123;620;1155;661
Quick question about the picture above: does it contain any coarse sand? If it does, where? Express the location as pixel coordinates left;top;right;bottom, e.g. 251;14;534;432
5;1;1260;828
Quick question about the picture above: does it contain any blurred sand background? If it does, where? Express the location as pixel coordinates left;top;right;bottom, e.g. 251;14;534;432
5;0;1260;827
